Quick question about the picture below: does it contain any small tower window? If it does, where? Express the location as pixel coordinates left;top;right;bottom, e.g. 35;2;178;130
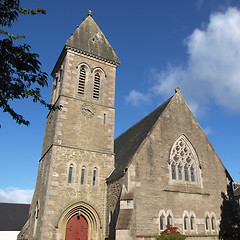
78;66;86;95
92;167;97;186
68;164;73;183
167;215;172;226
184;216;188;230
93;72;101;99
205;216;209;230
190;216;194;230
81;165;86;185
211;216;215;230
160;215;164;230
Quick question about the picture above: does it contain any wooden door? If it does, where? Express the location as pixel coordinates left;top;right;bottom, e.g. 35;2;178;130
65;214;88;240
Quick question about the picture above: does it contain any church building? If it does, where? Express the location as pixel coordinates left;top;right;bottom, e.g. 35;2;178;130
18;11;232;240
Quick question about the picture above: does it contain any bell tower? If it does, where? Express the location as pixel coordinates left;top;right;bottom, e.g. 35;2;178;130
18;11;119;240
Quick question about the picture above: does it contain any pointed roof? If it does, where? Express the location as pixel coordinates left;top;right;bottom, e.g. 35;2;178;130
108;96;172;181
66;11;120;66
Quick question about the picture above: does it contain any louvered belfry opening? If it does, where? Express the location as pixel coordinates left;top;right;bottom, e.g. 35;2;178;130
78;66;86;95
93;72;100;99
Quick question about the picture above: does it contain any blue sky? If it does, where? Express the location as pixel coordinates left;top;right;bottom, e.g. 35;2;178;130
1;0;240;203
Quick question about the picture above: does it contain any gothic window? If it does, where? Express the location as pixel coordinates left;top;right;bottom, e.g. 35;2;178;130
171;163;176;180
169;135;200;184
184;164;189;181
190;216;194;230
205;216;209;230
92;167;97;186
78;66;86;95
211;216;215;230
81;165;86;185
68;164;73;183
167;215;172;226
190;165;195;182
184;216;188;230
93;72;101;100
160;215;164;230
178;163;183;180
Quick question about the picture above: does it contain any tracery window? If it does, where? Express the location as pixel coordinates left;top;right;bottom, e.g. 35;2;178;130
81;165;86;185
171;163;176;180
169;135;200;183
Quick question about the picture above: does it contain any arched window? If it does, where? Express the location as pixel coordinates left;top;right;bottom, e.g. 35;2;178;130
81;165;86;185
93;72;101;100
184;164;189;181
190;216;194;230
33;201;39;236
205;216;209;230
171;163;176;180
184;216;188;230
178;163;183;180
211;216;215;230
169;135;200;184
167;215;172;226
160;215;164;230
78;66;86;95
190;165;195;182
68;164;73;183
92;167;97;186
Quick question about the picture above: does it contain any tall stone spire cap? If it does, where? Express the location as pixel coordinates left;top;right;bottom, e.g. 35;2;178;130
66;12;120;65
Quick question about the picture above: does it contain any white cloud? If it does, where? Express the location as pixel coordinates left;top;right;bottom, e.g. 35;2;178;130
0;187;33;204
126;7;240;115
125;89;150;106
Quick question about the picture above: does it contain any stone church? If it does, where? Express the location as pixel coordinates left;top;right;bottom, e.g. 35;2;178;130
18;11;232;240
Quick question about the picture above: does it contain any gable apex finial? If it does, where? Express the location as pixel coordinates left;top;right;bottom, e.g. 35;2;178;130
88;10;92;17
175;87;181;94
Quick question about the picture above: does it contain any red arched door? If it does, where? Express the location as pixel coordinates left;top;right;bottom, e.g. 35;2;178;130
65;214;88;240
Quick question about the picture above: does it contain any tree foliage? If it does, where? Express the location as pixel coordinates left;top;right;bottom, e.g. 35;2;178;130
156;225;186;240
0;0;55;126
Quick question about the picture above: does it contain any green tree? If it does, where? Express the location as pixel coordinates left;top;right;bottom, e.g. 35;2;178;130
0;0;56;126
156;225;186;240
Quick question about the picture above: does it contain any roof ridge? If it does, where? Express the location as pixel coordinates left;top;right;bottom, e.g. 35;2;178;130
108;96;173;181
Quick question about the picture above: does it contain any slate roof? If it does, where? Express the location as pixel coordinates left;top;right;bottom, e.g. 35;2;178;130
66;14;120;66
108;97;172;181
0;203;30;231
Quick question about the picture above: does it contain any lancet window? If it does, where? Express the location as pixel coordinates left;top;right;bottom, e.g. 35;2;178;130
81;165;86;185
78;66;86;95
160;215;164;230
169;135;200;183
93;72;101;100
68;164;73;183
92;167;97;186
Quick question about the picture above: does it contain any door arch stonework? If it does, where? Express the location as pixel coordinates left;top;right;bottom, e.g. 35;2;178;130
56;202;101;240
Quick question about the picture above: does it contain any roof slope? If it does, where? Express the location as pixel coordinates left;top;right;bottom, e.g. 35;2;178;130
109;97;172;180
66;14;120;65
0;203;30;231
